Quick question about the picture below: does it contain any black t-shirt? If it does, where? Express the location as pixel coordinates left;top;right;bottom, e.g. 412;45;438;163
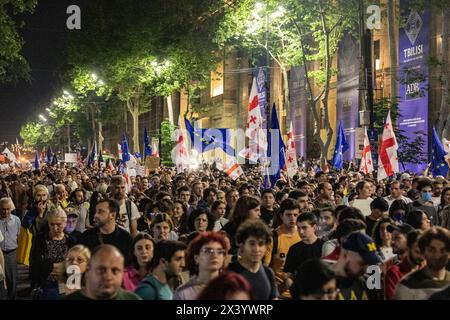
336;276;371;300
80;226;133;265
365;217;378;238
283;239;324;274
227;261;278;300
261;206;278;226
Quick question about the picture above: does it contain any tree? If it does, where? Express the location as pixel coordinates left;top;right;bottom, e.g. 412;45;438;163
160;119;176;166
67;0;232;153
20;121;56;150
0;0;37;82
218;0;359;166
387;0;398;109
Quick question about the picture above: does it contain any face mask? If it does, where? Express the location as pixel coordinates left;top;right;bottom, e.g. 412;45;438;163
421;192;432;202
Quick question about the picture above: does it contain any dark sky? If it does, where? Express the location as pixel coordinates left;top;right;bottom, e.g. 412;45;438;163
0;0;82;145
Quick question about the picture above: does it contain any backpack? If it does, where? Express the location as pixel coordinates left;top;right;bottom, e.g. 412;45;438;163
271;229;279;258
125;200;132;224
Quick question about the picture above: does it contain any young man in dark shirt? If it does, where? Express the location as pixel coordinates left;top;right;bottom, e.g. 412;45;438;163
260;189;278;226
80;199;133;265
227;220;278;300
284;212;324;289
365;197;389;238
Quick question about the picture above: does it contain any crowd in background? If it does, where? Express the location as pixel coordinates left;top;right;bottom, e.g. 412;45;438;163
0;160;449;300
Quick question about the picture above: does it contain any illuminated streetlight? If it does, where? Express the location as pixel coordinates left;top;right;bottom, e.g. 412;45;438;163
39;114;47;122
45;108;51;113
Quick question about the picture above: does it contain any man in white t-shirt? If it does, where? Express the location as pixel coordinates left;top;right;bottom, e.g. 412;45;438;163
110;175;141;238
384;180;412;208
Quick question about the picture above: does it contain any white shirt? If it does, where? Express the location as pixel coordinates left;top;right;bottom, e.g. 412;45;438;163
117;200;141;233
0;229;4;244
384;195;412;208
350;198;373;217
75;203;89;233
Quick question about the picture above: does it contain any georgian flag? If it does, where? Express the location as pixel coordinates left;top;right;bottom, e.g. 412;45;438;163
239;77;267;161
377;111;399;181
360;128;374;174
175;117;190;173
285;121;298;178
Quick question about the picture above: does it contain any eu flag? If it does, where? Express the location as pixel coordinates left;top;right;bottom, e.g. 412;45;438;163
144;128;152;158
331;121;349;170
51;153;58;166
121;133;130;163
46;146;53;164
431;127;449;177
266;103;286;188
87;142;97;167
34;151;40;170
184;115;235;156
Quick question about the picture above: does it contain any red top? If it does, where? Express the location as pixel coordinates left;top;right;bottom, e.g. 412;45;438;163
384;258;413;300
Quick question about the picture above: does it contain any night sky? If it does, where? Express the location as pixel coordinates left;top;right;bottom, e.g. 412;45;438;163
0;0;83;145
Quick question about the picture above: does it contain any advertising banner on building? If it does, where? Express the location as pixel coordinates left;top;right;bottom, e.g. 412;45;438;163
398;0;429;173
289;67;308;158
256;68;267;129
336;32;360;161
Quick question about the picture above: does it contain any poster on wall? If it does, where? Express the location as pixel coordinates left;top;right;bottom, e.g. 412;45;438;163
289;67;308;159
336;31;360;161
398;0;429;173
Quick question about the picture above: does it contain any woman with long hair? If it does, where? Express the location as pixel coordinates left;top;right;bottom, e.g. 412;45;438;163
372;217;395;262
123;233;155;291
221;196;261;255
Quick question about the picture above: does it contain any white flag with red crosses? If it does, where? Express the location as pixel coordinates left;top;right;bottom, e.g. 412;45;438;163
239;77;267;161
285;121;298;178
377;111;399;181
360;128;374;174
175;117;190;173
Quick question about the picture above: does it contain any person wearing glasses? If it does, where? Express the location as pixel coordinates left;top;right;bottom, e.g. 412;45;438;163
174;231;230;300
59;245;91;296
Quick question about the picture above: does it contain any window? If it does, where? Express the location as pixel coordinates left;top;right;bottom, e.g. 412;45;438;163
374;40;381;71
210;62;224;97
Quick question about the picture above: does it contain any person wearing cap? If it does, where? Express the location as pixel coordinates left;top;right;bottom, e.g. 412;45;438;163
64;206;83;243
332;231;382;300
384;227;424;300
400;173;412;193
384;180;412;208
394;227;450;300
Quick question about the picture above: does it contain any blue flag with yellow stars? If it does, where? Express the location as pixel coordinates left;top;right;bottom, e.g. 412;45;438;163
184;115;235;156
431;127;449;177
331;121;349;170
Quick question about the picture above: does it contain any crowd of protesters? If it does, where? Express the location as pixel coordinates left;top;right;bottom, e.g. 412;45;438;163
0;160;449;300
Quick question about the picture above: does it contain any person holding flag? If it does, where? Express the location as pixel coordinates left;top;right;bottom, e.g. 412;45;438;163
360;128;374;175
331;121;349;171
377;111;399;181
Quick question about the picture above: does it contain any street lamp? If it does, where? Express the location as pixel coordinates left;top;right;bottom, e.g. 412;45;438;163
39;114;47;122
